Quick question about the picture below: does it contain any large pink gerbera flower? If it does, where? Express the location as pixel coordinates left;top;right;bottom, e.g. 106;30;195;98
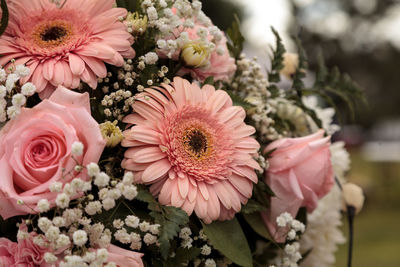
122;77;261;223
0;0;135;98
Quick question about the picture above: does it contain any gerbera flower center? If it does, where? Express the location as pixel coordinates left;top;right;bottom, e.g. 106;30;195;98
32;20;73;48
183;129;208;157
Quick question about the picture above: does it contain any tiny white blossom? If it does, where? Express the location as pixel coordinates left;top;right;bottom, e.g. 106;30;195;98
0;85;6;98
143;233;157;245
86;162;100;177
21;82;36;96
94;172;110;188
0;69;6;82
122;185;138;200
139;221;150;232
7;106;21;119
44;252;58;263
144;52;158;65
56;193;70;209
97;248;108;263
291;220;305;233
50;181;63;192
114;229;131;244
56;234;71;248
38;217;53;232
15;65;30;77
287;229;297;241
103;198;116;211
45;226;60;242
149;224;160;235
122;172;134;185
85;201;102;215
37;199;50;212
201;244;212;256
52;217;66;227
125;215;140;228
73;230;88;246
71;141;84;156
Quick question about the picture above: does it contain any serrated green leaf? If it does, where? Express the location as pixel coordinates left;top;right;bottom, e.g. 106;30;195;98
227;91;254;110
0;0;9;36
268;27;286;83
202;218;253;267
226;14;245;59
243;213;272;240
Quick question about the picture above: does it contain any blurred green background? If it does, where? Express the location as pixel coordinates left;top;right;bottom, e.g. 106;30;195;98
202;0;400;266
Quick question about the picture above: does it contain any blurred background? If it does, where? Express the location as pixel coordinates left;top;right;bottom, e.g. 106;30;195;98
202;0;400;266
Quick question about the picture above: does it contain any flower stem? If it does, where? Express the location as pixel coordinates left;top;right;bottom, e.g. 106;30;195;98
347;205;355;267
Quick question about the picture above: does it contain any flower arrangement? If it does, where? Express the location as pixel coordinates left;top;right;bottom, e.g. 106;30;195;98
0;1;365;266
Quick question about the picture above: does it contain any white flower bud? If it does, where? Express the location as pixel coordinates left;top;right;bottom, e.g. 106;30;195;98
342;183;365;214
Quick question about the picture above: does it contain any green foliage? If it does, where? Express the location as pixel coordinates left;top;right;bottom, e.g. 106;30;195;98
241;199;266;214
115;0;138;12
202;218;253;267
164;247;201;267
226;14;245;60
0;0;9;36
227;91;254;110
291;37;308;92
243;213;272;240
268;27;286;83
136;187;189;259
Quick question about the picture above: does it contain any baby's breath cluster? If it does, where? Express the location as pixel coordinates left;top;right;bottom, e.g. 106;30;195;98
271;212;306;267
0;63;36;122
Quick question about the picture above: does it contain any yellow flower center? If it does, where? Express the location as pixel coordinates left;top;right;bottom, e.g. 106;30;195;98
32;20;73;48
181;42;210;68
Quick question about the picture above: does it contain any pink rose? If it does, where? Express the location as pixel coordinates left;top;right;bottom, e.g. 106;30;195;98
107;245;144;267
0;86;106;219
0;238;17;266
261;130;334;241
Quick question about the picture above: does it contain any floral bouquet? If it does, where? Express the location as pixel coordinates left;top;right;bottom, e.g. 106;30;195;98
0;0;366;266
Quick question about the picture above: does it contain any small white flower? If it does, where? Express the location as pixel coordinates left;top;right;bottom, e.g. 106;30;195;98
82;251;96;263
157;39;167;49
291;220;305;233
96;248;108;263
144;52;158;65
6;73;19;92
73;230;88;246
20;82;36;96
52;217;66;227
114;229;131;244
284;243;297;257
44;252;58;263
125;215;140;228
122;185;138;200
45;226;60;242
287;229;297;241
56;234;71;248
56;193;70;209
50;182;63;192
85;201;102;215
0;69;6;82
143;233;157;245
71;178;84;191
15;65;30;77
0;85;6;98
201;244;212;256
122;172;134;185
139;221;150;232
37;199;50;213
94;172;110;188
86;162;100;177
7;106;21;119
103;198;116;211
38;217;53;232
149;224;160;235
71;141;84;156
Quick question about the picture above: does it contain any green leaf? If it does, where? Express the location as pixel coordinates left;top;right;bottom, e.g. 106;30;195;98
202;76;214;86
152;206;189;259
268;27;286;83
291;37;308;92
165;247;201;267
202;218;253;267
227;91;254;110
226;14;245;59
243;213;272;240
0;0;9;36
241;199;266;214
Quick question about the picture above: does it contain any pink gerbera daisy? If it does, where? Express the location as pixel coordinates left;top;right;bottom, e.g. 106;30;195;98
122;77;261;223
0;0;135;98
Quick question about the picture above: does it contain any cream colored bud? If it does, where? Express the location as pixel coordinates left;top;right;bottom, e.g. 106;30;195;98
181;42;210;68
100;120;124;147
342;183;365;214
126;12;148;35
280;53;299;79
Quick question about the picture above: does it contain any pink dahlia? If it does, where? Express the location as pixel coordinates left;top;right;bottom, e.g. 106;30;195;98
0;0;135;98
122;77;261;223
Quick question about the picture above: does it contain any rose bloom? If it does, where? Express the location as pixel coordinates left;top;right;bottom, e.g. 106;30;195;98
0;238;17;266
0;0;135;98
0;86;105;219
261;130;334;241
